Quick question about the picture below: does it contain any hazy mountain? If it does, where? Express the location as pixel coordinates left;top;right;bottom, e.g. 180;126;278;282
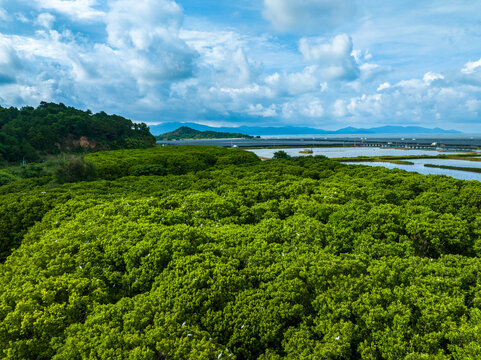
149;122;461;136
335;126;461;135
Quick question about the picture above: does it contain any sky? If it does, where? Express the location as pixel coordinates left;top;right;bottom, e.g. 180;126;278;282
0;0;481;131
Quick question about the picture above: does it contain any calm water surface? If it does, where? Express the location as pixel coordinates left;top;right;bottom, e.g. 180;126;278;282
347;160;481;181
247;147;467;158
247;147;481;182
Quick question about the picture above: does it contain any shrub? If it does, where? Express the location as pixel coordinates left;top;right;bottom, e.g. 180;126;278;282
0;170;18;186
273;150;291;160
54;158;98;183
132;164;168;176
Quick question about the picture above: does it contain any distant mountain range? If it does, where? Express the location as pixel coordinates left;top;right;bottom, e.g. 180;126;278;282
149;122;461;136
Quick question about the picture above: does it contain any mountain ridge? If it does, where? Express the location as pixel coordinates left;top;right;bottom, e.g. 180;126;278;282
149;122;461;136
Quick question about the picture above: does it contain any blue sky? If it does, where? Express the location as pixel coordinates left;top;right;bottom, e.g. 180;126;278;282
1;0;481;131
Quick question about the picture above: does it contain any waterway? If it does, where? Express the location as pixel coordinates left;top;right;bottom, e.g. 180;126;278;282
247;147;466;159
347;159;481;182
246;147;481;181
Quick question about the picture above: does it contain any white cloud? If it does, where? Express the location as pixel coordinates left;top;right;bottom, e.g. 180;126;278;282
0;37;22;85
377;82;391;91
396;78;426;90
423;71;444;85
106;0;196;87
30;0;104;21
0;0;197;109
359;63;389;82
180;29;266;90
210;48;257;88
301;99;324;117
0;27;154;110
332;99;347;117
263;0;355;34
107;0;181;50
3;0;481;131
181;30;248;56
347;93;383;116
247;103;277;117
36;13;55;29
462;58;481;74
299;34;359;80
0;7;7;21
15;13;29;23
351;49;372;63
259;66;328;98
280;95;326;121
466;99;481;113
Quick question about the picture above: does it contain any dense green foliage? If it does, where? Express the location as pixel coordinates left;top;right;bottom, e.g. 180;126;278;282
0;102;155;162
0;162;57;187
1;146;481;359
157;126;253;140
54;158;98;184
85;145;260;180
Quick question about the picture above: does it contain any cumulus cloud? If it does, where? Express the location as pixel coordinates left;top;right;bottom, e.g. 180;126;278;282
263;0;355;34
170;29;270;116
247;103;278;117
395;78;426;90
359;63;389;82
302;98;324;117
280;95;326;121
0;30;133;108
462;58;481;74
466;99;481;113
180;29;265;91
210;48;258;88
106;0;196;87
423;71;444;85
3;0;481;131
0;37;22;85
264;66;323;96
0;0;197;111
332;99;347;117
36;13;55;29
347;93;383;116
299;34;359;80
377;82;391;91
29;0;105;21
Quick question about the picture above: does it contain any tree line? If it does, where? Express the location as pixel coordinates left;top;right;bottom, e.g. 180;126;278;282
0;102;156;162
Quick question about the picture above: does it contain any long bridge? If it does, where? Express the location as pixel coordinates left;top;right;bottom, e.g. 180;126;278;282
157;136;481;152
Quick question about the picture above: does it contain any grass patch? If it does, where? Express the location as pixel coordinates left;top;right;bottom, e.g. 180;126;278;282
423;164;481;173
335;153;480;163
379;159;414;165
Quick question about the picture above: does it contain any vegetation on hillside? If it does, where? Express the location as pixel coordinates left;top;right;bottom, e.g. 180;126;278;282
157;126;254;140
1;146;481;359
0;102;156;162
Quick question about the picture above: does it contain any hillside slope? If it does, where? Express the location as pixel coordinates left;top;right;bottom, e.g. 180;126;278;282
157;126;253;140
0;102;156;162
